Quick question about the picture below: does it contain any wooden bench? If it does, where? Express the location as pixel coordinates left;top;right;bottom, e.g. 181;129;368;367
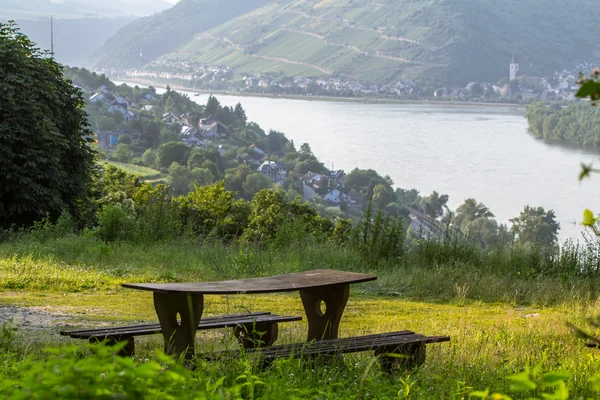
210;330;450;371
60;312;301;356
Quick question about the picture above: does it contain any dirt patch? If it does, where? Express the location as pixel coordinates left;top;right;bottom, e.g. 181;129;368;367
0;306;75;331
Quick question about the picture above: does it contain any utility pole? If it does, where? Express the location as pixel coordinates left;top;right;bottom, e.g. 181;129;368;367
50;15;54;58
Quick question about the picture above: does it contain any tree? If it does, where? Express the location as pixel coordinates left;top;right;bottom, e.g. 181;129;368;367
190;168;214;187
157;142;191;170
299;142;312;155
112;144;133;163
141;149;157;167
243;173;272;198
509;205;560;247
206;95;221;117
453;198;494;231
118;134;133;145
234;103;247;126
419;191;449;220
0;22;96;227
159;128;179;144
167;162;191;196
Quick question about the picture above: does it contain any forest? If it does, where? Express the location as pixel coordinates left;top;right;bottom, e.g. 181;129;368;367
526;100;600;147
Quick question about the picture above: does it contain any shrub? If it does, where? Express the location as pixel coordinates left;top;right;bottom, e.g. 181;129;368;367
95;205;136;242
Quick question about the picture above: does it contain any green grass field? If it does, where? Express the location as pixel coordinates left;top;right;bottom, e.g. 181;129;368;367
103;161;164;181
1;233;600;398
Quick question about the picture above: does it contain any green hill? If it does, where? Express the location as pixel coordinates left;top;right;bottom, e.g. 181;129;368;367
91;0;274;69
97;0;600;85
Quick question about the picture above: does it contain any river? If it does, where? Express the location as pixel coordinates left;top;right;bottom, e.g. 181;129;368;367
118;83;600;241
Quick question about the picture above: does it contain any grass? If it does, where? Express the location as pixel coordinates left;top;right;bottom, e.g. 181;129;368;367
2;234;600;397
103;161;164;180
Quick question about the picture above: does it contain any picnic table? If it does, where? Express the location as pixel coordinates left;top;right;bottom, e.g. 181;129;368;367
122;269;376;361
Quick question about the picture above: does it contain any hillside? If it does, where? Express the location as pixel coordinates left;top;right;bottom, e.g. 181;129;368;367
0;0;172;18
10;17;134;67
97;0;599;86
91;0;274;69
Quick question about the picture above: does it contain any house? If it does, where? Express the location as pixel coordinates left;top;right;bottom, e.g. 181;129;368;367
183;136;206;148
96;128;141;147
180;125;198;137
324;189;343;204
90;92;117;106
257;161;287;185
300;172;322;186
239;153;262;167
201;121;228;138
142;105;154;112
124;110;138;122
248;144;266;157
114;96;129;107
143;93;157;102
108;102;127;116
89;92;107;103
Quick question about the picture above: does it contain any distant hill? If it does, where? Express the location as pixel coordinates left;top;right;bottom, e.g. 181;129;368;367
91;0;274;69
0;0;172;18
96;0;600;86
10;17;134;67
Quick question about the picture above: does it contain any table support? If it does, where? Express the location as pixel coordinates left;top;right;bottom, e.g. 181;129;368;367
153;292;204;361
300;283;349;341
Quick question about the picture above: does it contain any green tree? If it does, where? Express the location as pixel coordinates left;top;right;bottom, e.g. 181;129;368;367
167;162;191;196
509;205;560;247
190;167;214;187
157;142;191;170
164;97;179;114
454;198;494;230
299;142;312;154
112;144;133;163
118;134;133;145
206;95;221;117
419;191;449;220
159;127;179;144
0;22;96;227
141;149;157;167
243;173;272;198
97;116;117;131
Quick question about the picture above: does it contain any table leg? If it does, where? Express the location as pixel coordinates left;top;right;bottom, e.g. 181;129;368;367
153;292;203;361
300;283;349;341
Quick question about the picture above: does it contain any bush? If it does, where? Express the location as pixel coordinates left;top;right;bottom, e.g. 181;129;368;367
95;205;136;242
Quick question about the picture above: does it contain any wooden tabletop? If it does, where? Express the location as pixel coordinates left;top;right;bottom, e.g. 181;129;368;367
122;269;377;295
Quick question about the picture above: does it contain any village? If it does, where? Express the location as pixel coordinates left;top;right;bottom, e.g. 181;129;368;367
101;57;595;103
77;76;388;223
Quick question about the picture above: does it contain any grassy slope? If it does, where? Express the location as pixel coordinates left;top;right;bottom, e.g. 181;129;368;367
157;0;600;86
1;236;600;397
91;0;275;69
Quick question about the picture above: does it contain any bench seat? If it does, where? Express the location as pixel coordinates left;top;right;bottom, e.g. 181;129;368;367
210;330;450;371
60;312;301;356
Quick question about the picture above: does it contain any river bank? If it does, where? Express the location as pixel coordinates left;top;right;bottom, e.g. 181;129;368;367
115;77;527;111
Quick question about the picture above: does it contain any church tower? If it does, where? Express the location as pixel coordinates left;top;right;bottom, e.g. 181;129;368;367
509;54;519;82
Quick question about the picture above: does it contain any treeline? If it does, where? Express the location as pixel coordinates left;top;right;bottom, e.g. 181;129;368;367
526;101;600;147
83;166;406;264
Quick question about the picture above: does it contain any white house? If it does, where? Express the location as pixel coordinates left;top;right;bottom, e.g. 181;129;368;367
257;161;287;185
124;110;138;122
108;103;127;116
324;189;343;204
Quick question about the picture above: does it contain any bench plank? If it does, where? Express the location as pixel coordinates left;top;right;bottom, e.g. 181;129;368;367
61;312;300;339
122;269;376;295
209;331;450;370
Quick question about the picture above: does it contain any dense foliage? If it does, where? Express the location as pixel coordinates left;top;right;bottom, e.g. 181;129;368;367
0;22;96;229
526;101;600;147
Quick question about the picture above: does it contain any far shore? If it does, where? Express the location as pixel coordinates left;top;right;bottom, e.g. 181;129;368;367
114;77;527;111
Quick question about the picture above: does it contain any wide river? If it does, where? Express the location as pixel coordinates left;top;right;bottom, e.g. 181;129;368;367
124;83;600;241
